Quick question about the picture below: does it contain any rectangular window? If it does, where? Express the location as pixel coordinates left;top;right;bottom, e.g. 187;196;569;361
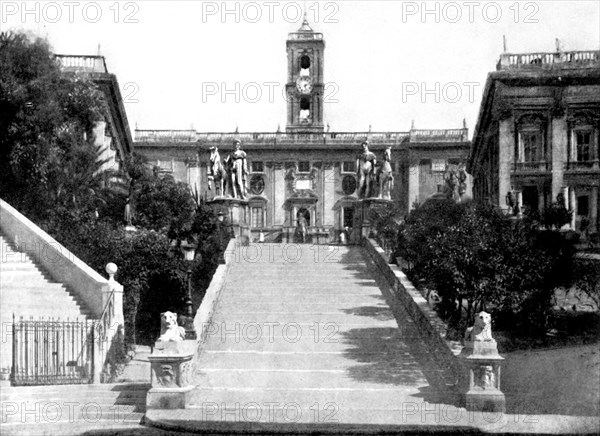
156;159;173;172
251;161;264;173
342;161;355;173
577;196;589;216
251;207;263;228
519;130;543;162
431;160;446;172
575;130;592;162
523;133;539;162
298;161;310;173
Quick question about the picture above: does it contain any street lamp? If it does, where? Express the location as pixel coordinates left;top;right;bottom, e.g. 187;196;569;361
180;240;198;340
216;211;226;263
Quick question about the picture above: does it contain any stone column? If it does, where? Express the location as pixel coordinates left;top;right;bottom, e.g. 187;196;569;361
591;186;598;233
499;118;514;209
187;158;200;200
516;190;523;217
323;162;335;227
538;186;546;211
408;159;419;210
570;186;577;229
274;164;285;226
551;116;567;200
562;186;569;209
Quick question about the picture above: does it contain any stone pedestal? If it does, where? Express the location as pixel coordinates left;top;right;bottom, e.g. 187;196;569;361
147;340;196;410
459;340;506;413
208;197;250;241
350;198;394;244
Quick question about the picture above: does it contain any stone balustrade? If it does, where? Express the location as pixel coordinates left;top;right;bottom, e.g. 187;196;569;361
497;50;600;71
135;129;469;145
55;54;108;73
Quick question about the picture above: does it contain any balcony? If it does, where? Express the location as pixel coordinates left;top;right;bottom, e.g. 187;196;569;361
514;161;551;172
564;160;600;172
55;55;108;74
497;50;600;71
409;128;469;143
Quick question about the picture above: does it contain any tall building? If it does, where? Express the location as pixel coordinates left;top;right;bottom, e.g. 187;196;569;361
56;54;133;173
468;49;600;232
135;19;471;241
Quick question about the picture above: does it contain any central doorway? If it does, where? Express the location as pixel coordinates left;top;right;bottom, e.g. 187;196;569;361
296;208;310;225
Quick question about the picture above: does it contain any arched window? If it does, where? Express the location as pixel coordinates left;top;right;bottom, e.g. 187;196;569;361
299;55;311;76
299;97;311;121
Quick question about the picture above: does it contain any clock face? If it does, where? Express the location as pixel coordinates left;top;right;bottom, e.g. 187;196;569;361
296;76;313;94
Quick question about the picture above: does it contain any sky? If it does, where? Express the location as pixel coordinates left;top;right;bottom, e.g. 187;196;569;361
2;1;599;136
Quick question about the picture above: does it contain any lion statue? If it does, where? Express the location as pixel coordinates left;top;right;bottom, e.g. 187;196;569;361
464;311;493;342
158;311;186;342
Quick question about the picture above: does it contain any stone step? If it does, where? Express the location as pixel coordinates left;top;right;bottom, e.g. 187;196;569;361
215;303;393;313
199;330;420;353
1;408;145;425
194;368;437;391
0;263;42;271
218;294;386;305
209;313;399;325
187;387;446;412
197;350;430;372
1;301;85;312
1;284;69;291
0;420;147;436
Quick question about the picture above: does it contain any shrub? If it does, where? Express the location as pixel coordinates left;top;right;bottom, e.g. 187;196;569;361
397;200;575;333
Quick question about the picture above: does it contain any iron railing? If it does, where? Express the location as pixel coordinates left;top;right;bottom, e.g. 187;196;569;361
11;316;94;386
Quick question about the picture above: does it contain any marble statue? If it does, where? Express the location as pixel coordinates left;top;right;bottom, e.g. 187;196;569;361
124;197;133;226
356;141;377;199
225;140;248;199
465;311;493;342
157;311;186;342
378;145;394;200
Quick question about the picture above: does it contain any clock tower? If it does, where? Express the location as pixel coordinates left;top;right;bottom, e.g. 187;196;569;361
286;16;325;133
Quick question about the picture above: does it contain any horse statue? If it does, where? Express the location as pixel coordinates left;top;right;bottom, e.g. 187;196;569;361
208;147;228;197
378;146;394;200
356;141;377;199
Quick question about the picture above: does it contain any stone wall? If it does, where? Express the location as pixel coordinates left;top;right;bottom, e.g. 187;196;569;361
362;237;464;385
192;238;237;355
0;199;111;317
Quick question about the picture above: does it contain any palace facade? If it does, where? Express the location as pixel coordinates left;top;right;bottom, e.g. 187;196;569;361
468;49;600;233
134;19;471;241
56;54;133;174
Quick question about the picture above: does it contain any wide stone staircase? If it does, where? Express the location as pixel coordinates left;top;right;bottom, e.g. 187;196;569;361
0;232;93;372
148;243;464;432
0;383;149;435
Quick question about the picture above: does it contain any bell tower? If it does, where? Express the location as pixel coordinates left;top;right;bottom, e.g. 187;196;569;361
286;16;325;133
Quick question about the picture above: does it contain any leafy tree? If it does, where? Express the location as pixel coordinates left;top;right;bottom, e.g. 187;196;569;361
0;31;105;216
572;259;600;310
133;175;196;239
541;201;572;230
398;200;575;333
